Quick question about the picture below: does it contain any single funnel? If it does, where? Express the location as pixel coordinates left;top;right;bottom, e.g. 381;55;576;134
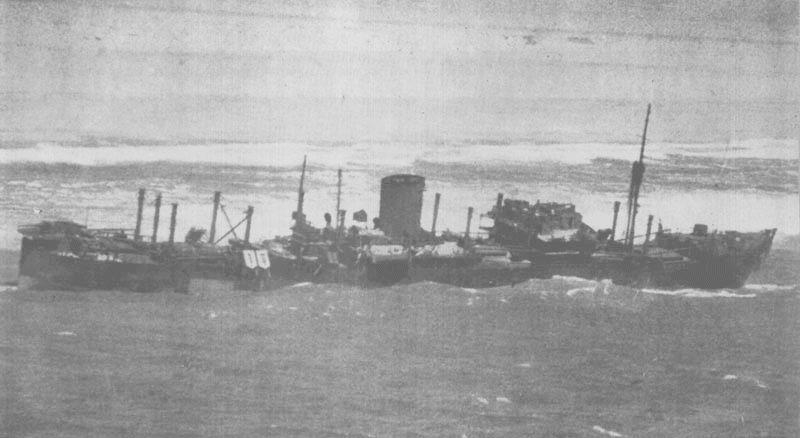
378;174;425;239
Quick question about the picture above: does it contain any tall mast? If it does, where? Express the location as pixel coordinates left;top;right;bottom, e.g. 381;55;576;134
624;104;651;251
295;155;307;225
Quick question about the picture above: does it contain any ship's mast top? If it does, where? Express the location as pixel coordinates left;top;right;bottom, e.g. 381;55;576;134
638;104;651;163
623;104;651;251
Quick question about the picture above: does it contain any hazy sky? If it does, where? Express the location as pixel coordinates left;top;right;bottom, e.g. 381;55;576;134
1;0;797;142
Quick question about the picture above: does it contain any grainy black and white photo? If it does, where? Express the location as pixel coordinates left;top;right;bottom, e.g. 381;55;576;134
1;1;798;436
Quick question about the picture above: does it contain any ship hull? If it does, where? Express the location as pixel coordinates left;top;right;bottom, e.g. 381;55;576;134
668;255;760;289
506;235;776;290
653;229;776;289
266;250;409;288
267;247;543;289
407;257;534;288
495;250;695;290
406;265;533;289
586;251;692;289
19;249;175;292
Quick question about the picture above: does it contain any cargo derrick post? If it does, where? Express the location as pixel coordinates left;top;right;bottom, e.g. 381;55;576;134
208;191;221;244
212;200;257;245
295;155;307;228
244;206;254;243
151;192;162;243
610;201;621;241
168;203;178;244
431;193;441;235
134;188;146;241
465;207;474;242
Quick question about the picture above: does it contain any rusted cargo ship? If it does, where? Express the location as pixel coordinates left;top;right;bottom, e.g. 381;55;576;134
15;106;775;292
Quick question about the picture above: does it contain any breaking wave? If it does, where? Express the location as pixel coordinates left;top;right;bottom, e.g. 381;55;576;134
445;276;796;303
0;138;795;168
641;288;758;298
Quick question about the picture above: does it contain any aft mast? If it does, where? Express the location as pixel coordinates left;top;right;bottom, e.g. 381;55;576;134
623;104;651;252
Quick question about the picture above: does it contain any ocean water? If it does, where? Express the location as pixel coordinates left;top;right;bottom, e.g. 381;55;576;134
1;277;798;436
0;138;797;250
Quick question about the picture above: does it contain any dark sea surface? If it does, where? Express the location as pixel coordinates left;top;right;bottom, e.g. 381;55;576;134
1;260;799;437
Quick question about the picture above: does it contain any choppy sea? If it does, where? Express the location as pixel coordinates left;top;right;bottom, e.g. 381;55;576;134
1;275;799;436
1;138;798;436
